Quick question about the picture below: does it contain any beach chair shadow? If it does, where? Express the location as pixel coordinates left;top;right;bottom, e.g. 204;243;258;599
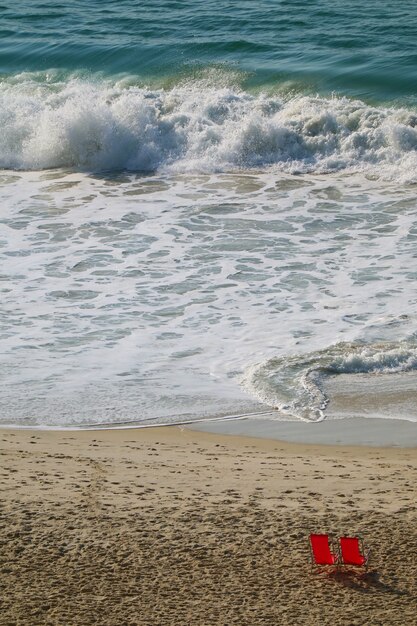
328;568;408;597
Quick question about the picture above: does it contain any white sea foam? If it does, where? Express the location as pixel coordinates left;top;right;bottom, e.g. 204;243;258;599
1;75;417;181
241;342;417;422
1;167;417;427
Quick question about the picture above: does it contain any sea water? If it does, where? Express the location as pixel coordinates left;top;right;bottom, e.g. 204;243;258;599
2;1;417;427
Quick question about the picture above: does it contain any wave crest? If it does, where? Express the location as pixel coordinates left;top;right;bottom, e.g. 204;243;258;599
1;75;417;179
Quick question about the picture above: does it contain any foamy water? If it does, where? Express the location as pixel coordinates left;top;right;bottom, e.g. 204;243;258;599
242;342;417;422
2;77;417;183
1;166;417;426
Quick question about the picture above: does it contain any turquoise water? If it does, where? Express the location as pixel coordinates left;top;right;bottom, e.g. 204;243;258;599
2;0;417;104
2;1;417;428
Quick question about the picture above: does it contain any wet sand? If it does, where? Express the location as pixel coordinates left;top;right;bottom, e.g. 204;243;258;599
190;416;417;447
1;426;416;625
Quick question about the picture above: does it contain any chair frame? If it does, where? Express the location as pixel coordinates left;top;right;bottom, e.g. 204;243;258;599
338;535;371;570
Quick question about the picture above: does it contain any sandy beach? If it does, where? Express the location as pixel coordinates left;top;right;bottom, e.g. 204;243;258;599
1;425;416;626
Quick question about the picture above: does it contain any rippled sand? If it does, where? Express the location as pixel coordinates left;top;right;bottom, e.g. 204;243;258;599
1;426;416;625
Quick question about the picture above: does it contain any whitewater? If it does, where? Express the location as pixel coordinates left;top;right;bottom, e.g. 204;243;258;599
2;76;417;182
2;152;417;426
2;1;417;427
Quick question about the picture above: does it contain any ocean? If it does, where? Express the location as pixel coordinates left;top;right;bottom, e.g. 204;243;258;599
2;0;417;428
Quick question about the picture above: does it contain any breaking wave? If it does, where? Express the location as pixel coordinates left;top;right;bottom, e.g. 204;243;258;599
2;74;417;181
241;342;417;422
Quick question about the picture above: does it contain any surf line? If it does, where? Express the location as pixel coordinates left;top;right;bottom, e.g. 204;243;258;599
0;409;280;432
75;409;280;431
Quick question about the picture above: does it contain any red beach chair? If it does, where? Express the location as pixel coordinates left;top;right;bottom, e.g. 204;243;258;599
339;536;370;569
309;533;339;570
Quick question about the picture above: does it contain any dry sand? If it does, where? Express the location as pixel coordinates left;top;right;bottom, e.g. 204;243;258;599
0;425;416;626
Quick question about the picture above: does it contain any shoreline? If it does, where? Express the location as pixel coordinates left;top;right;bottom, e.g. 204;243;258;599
1;425;416;625
1;414;416;448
